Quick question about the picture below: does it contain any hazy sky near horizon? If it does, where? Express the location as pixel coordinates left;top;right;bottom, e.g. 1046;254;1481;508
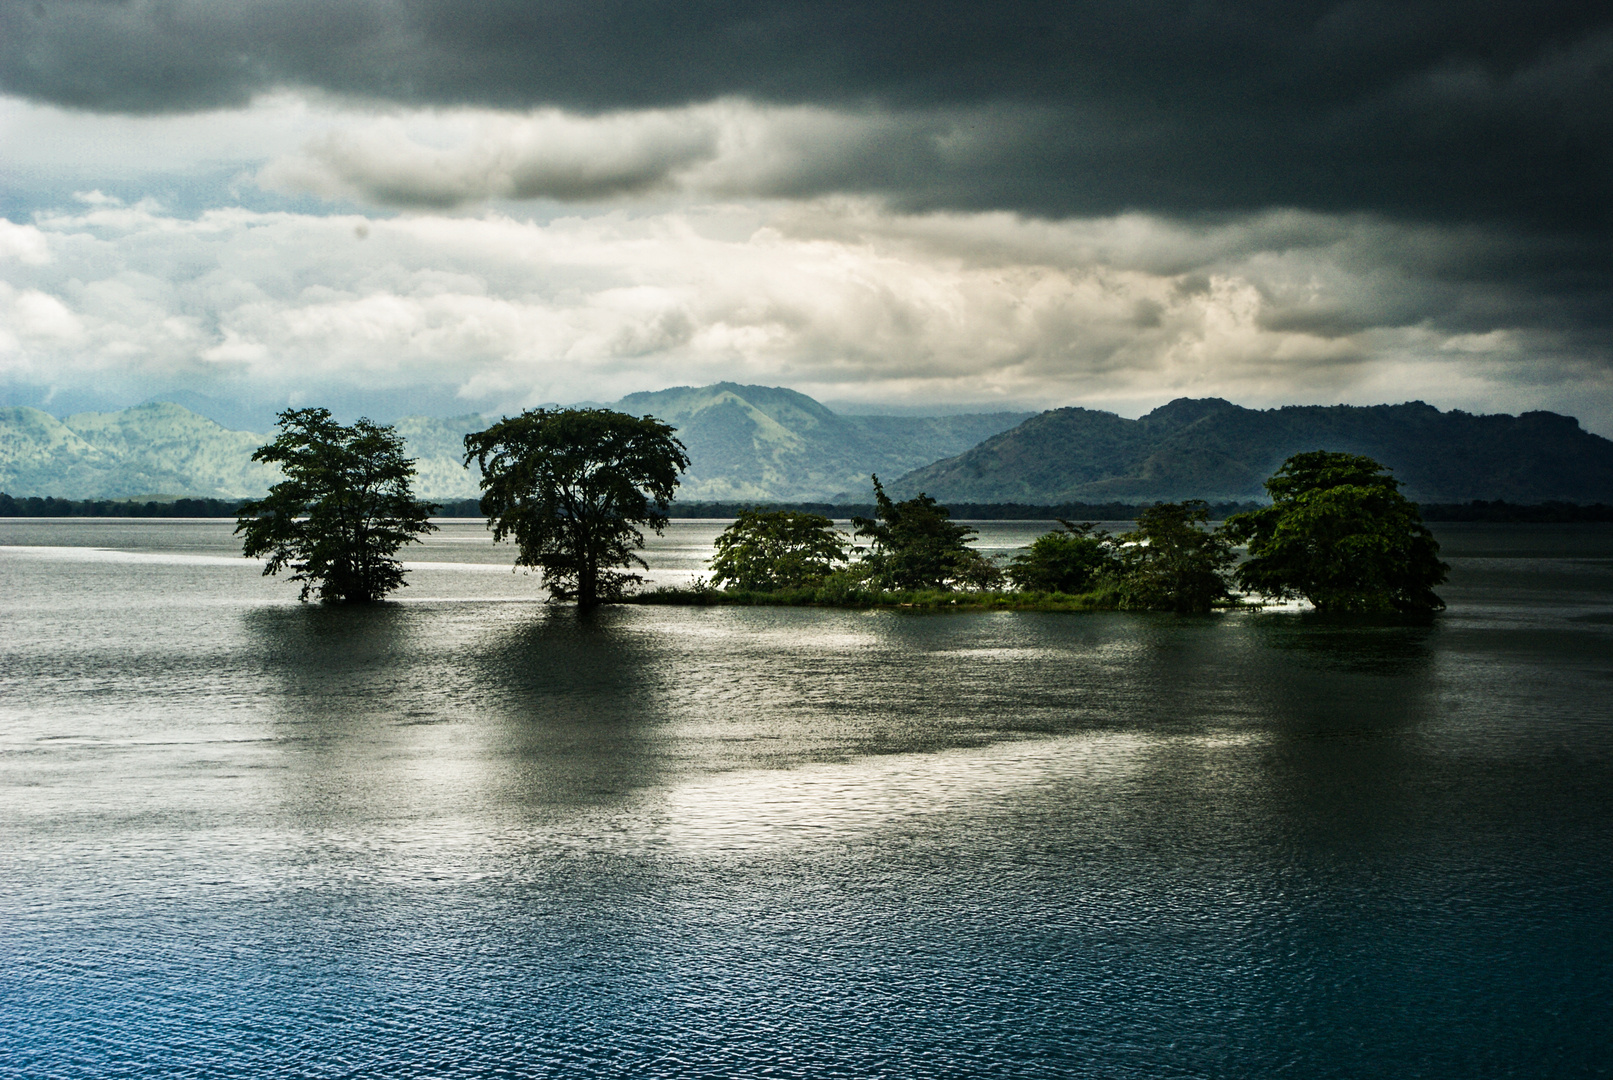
2;1;1611;431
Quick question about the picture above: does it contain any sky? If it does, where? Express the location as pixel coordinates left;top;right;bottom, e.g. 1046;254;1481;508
2;1;1611;432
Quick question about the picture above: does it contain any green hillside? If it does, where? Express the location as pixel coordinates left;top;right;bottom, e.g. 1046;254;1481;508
16;390;1601;507
890;398;1613;504
0;403;278;499
0;403;498;501
0;407;114;498
391;414;492;499
612;383;1032;501
65;402;280;498
0;388;1030;503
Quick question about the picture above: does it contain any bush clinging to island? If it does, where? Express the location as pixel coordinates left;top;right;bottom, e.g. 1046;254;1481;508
649;452;1451;615
1006;520;1118;594
709;509;848;590
1114;500;1237;614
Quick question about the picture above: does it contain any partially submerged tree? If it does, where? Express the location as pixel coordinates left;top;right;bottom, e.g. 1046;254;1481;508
236;408;438;603
463;408;688;609
852;476;1002;590
1224;451;1448;612
1007;520;1118;593
1115;500;1235;613
709;509;848;590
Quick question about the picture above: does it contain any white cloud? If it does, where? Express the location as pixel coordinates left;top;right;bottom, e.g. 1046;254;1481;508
2;197;1608;432
0;285;85;347
0;220;52;265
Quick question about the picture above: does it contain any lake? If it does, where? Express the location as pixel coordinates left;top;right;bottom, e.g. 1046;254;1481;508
1;519;1610;1078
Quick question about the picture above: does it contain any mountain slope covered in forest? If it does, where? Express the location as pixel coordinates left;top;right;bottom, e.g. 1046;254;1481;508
889;398;1613;504
612;383;1032;500
0;387;1031;502
0;402;278;499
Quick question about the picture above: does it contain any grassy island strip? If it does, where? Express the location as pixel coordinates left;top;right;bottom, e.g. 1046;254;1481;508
628;452;1451;615
625;583;1265;612
628;583;1123;611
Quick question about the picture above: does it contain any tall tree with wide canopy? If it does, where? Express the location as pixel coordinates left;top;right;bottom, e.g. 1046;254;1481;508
464;408;688;609
1224;451;1448;613
236;408;438;603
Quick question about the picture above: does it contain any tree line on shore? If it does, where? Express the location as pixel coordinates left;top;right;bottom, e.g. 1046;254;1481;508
4;491;1609;523
678;454;1447;614
221;406;1452;614
0;494;245;517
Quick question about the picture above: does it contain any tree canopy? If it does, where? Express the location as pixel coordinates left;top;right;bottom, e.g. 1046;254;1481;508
1223;451;1448;612
463;408;688;609
1115;500;1235;613
851;476;1001;591
1006;520;1117;594
709;508;847;591
235;408;437;603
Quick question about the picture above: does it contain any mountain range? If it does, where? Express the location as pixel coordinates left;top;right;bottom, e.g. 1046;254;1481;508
4;387;1611;505
888;398;1613;504
0;386;1031;502
0;402;279;500
612;384;1032;500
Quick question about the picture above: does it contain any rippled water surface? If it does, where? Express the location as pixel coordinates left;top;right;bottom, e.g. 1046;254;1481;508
2;520;1610;1078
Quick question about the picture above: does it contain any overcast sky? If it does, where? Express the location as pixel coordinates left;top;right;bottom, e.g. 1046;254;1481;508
3;0;1611;431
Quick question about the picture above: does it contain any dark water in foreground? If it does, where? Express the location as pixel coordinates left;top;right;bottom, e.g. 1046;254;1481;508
1;520;1610;1078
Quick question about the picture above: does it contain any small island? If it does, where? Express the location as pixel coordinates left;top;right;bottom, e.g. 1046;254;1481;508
232;405;1449;616
632;452;1450;615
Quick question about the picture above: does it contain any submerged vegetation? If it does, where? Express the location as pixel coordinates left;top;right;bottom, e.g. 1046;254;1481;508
1225;452;1449;613
215;403;1443;617
633;451;1449;615
235;409;438;603
464;408;690;610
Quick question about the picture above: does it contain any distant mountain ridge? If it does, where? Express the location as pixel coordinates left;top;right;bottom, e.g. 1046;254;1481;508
0;386;1032;502
890;398;1613;504
7;391;1610;506
612;383;1033;500
0;402;279;500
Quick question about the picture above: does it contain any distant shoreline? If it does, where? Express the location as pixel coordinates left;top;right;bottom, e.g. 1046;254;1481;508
4;493;1611;523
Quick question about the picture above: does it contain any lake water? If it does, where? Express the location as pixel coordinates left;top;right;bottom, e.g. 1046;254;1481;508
1;519;1610;1078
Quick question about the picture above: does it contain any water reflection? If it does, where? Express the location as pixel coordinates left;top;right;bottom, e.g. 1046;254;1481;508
464;607;677;810
243;602;418;682
5;523;1612;1077
241;603;476;843
1247;612;1439;676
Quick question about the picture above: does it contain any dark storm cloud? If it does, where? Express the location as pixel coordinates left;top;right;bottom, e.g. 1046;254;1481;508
4;0;1611;229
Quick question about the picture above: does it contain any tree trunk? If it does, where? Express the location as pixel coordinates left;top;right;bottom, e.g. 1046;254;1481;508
577;559;597;610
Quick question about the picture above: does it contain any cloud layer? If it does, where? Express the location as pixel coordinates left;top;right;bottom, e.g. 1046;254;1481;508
3;194;1608;431
5;1;1610;227
2;4;1610;433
